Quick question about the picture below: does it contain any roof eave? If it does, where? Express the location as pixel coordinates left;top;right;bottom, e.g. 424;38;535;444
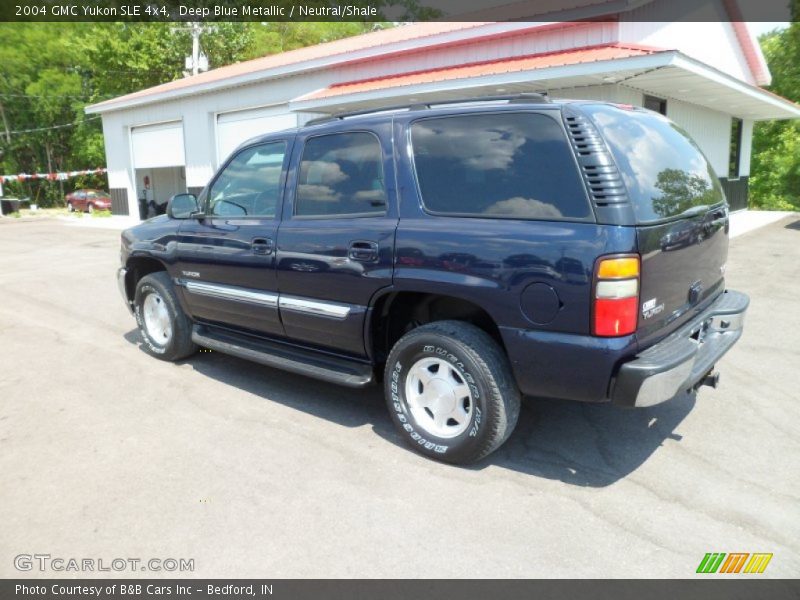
289;51;678;113
85;22;552;115
669;54;800;120
289;50;800;122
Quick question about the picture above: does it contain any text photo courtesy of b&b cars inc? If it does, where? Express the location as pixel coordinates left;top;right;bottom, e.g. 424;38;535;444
1;0;799;597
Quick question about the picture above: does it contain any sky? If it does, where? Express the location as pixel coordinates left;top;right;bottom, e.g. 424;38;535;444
748;22;791;37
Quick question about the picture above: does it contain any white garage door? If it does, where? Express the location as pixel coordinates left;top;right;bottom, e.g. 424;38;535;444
216;109;298;163
131;121;185;169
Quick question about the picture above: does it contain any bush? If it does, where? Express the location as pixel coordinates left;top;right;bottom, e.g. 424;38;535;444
750;121;800;211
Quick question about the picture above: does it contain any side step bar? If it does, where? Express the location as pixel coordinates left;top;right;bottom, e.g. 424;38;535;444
191;325;374;388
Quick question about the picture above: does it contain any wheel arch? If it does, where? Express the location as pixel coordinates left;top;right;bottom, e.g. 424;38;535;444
367;289;506;367
123;255;169;303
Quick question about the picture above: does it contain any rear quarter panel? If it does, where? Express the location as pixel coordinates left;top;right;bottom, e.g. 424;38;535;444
393;216;636;334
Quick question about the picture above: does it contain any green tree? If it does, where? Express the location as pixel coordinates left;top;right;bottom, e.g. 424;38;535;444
652;168;717;218
750;5;800;211
0;21;406;207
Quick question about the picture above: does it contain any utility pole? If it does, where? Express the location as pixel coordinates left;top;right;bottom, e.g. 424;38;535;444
173;22;211;77
0;100;10;144
190;22;202;76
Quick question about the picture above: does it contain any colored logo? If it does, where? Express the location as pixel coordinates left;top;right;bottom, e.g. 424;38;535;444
696;553;773;574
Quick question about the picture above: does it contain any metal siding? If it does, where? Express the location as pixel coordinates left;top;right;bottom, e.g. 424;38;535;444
215;108;297;163
739;119;753;177
333;22;620;83
550;84;640;104
102;114;136;218
619;0;754;84
109;188;129;216
666;98;731;178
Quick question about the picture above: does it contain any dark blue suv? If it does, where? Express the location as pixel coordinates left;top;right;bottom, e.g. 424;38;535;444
117;95;749;464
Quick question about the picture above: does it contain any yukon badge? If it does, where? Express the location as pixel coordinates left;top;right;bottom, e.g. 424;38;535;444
642;297;664;319
182;271;200;278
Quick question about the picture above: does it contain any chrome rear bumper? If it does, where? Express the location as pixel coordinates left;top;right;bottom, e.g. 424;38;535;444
612;290;749;407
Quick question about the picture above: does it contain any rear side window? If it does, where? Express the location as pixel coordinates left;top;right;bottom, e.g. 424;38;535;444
410;112;591;220
295;132;387;217
583;104;725;223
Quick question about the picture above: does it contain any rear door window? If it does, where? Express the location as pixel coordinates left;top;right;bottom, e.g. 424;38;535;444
582;104;725;223
410;112;591;220
295;132;387;217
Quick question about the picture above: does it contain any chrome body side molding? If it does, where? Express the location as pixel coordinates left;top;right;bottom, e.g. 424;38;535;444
184;281;278;308
183;280;353;320
278;295;352;320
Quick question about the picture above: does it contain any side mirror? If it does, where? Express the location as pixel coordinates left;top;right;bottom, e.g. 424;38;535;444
167;193;199;219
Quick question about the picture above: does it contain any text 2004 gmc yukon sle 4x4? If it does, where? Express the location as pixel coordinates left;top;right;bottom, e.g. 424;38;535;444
117;96;749;464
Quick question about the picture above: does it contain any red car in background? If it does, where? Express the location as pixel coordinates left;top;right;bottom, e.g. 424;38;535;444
66;189;112;213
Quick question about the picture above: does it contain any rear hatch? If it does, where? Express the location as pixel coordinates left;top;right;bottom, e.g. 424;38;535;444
583;104;729;347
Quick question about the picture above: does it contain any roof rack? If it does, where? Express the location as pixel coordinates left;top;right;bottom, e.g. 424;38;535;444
304;92;550;127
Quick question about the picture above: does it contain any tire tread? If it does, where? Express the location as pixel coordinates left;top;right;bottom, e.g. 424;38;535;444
384;320;520;464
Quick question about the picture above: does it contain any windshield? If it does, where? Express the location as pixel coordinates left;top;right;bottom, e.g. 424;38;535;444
582;104;725;223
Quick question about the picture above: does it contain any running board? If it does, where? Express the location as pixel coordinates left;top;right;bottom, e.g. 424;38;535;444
191;325;374;388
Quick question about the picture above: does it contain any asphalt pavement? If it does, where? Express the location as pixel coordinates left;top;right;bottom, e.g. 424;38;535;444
0;215;798;578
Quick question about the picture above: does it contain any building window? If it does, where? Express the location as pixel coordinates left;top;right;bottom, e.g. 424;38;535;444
643;94;667;115
729;118;743;179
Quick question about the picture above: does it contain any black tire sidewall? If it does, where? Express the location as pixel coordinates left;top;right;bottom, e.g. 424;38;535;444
386;330;499;464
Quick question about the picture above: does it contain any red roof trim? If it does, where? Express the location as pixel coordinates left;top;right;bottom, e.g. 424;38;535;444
722;0;770;85
301;42;666;101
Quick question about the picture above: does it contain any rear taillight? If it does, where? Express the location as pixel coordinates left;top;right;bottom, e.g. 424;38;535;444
593;255;640;336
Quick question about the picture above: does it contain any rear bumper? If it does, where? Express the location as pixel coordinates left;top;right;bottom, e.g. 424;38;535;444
611;289;749;408
117;267;134;314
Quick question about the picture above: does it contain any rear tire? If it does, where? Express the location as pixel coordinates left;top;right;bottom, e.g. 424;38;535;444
134;272;196;361
384;320;520;464
67;203;74;213
86;203;94;214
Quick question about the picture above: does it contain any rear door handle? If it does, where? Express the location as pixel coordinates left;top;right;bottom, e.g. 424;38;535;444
251;238;274;255
348;240;379;262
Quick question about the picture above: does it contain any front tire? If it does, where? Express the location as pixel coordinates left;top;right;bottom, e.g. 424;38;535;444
67;202;74;213
134;272;196;361
86;203;94;214
384;321;520;464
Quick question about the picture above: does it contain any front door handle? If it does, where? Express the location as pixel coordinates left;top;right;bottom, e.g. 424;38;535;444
348;240;379;262
251;238;274;256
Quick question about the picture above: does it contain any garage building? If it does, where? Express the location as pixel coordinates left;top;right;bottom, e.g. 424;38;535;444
86;8;800;219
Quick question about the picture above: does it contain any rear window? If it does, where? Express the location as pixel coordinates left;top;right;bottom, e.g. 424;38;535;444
583;104;725;223
410;112;591;220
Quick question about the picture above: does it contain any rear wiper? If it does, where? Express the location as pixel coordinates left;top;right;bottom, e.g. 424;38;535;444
677;205;710;218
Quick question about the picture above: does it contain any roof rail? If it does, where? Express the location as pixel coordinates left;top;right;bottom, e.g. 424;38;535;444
304;92;550;127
